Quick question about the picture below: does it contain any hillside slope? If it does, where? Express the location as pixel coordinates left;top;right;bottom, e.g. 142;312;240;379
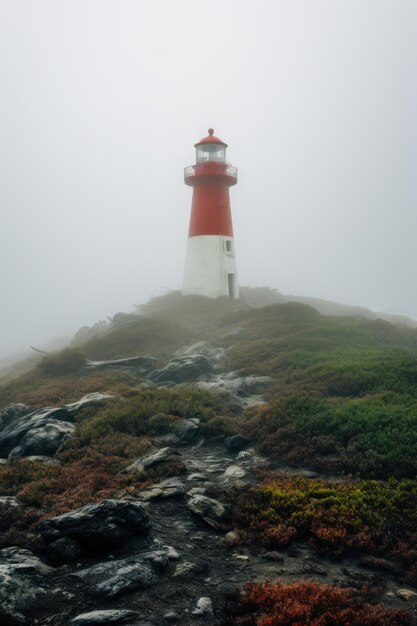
1;292;417;624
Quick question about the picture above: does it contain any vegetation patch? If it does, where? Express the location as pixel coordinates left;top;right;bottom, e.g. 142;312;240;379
77;385;233;444
37;348;87;377
244;392;417;478
231;475;417;582
224;580;411;625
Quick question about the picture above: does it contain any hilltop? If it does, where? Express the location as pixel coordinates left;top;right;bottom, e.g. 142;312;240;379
0;290;417;624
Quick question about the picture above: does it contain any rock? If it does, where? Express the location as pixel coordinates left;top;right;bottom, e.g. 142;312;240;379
26;455;61;464
123;447;182;473
38;499;150;555
223;531;240;546
395;588;417;601
139;477;185;501
164;612;180;622
187;473;208;482
221;465;246;481
224;435;252;451
172;561;199;577
302;558;327;576
192;597;213;616
0;547;55;624
187;487;208;496
70;610;140;625
199;374;272;398
75;558;154;598
262;551;285;562
46;537;82;562
234;554;249;561
0;406;75;459
175;419;199;443
86;356;156;374
187;494;227;528
236;450;253;460
64;392;116;413
0;403;29;428
148;352;213;385
0;496;19;507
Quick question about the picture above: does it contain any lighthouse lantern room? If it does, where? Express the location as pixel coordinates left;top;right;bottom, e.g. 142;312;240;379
182;129;239;299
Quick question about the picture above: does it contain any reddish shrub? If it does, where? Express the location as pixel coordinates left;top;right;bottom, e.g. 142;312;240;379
226;581;411;626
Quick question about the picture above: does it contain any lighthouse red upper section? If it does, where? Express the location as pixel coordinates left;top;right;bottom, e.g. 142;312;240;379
194;128;228;148
185;129;237;238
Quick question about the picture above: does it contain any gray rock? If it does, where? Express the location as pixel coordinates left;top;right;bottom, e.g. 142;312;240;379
164;612;180;622
123;447;181;473
224;435;252;451
148;352;213;385
86;356;156;374
220;465;246;481
0;496;19;507
187;494;227;528
175;419;199;443
75;558;154;598
0;406;75;458
0;403;29;428
38;499;150;554
139;477;185;501
395;588;417;601
187;486;208;496
187;473;207;482
46;537;82;562
26;455;61;464
64;392;116;413
0;547;55;624
70;610;140;625
192;597;213;616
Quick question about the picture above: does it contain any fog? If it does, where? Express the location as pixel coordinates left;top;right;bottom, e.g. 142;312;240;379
0;0;416;360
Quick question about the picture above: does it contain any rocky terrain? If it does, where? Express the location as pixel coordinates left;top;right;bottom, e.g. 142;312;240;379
1;296;417;625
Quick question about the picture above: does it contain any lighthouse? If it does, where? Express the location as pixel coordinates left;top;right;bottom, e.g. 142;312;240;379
182;129;239;300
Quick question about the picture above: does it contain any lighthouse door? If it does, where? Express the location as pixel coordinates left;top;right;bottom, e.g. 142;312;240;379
227;273;235;299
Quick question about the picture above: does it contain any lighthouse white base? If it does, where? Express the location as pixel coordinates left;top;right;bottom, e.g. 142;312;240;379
182;235;239;299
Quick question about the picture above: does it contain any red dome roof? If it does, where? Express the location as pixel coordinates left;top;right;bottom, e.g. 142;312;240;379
194;128;228;148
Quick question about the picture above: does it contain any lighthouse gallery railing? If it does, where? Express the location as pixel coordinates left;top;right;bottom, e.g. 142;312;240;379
184;162;238;181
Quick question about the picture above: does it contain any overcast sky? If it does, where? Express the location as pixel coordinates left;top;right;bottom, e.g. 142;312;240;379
0;0;416;359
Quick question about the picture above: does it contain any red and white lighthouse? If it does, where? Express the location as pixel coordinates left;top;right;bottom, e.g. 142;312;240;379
182;129;239;299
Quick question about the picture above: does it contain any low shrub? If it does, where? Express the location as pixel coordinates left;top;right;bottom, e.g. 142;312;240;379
38;348;87;376
224;581;411;625
77;385;232;444
231;476;417;574
244;391;417;478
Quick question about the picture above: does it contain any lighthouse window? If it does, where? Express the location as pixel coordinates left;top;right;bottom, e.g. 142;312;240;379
196;144;226;163
225;240;232;252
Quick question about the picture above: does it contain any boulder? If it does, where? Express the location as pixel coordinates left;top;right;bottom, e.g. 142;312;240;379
139;477;185;501
187;494;227;529
86;356;156;374
38;499;150;556
123;447;181;473
224;435;252;451
175;418;199;443
220;466;246;482
46;537;82;562
75;558;154;597
0;403;29;428
0;547;55;624
64;392;116;413
147;353;213;384
0;406;75;459
70;610;140;625
192;597;213;616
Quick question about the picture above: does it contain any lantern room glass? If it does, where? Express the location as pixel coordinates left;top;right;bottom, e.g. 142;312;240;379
196;144;226;163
